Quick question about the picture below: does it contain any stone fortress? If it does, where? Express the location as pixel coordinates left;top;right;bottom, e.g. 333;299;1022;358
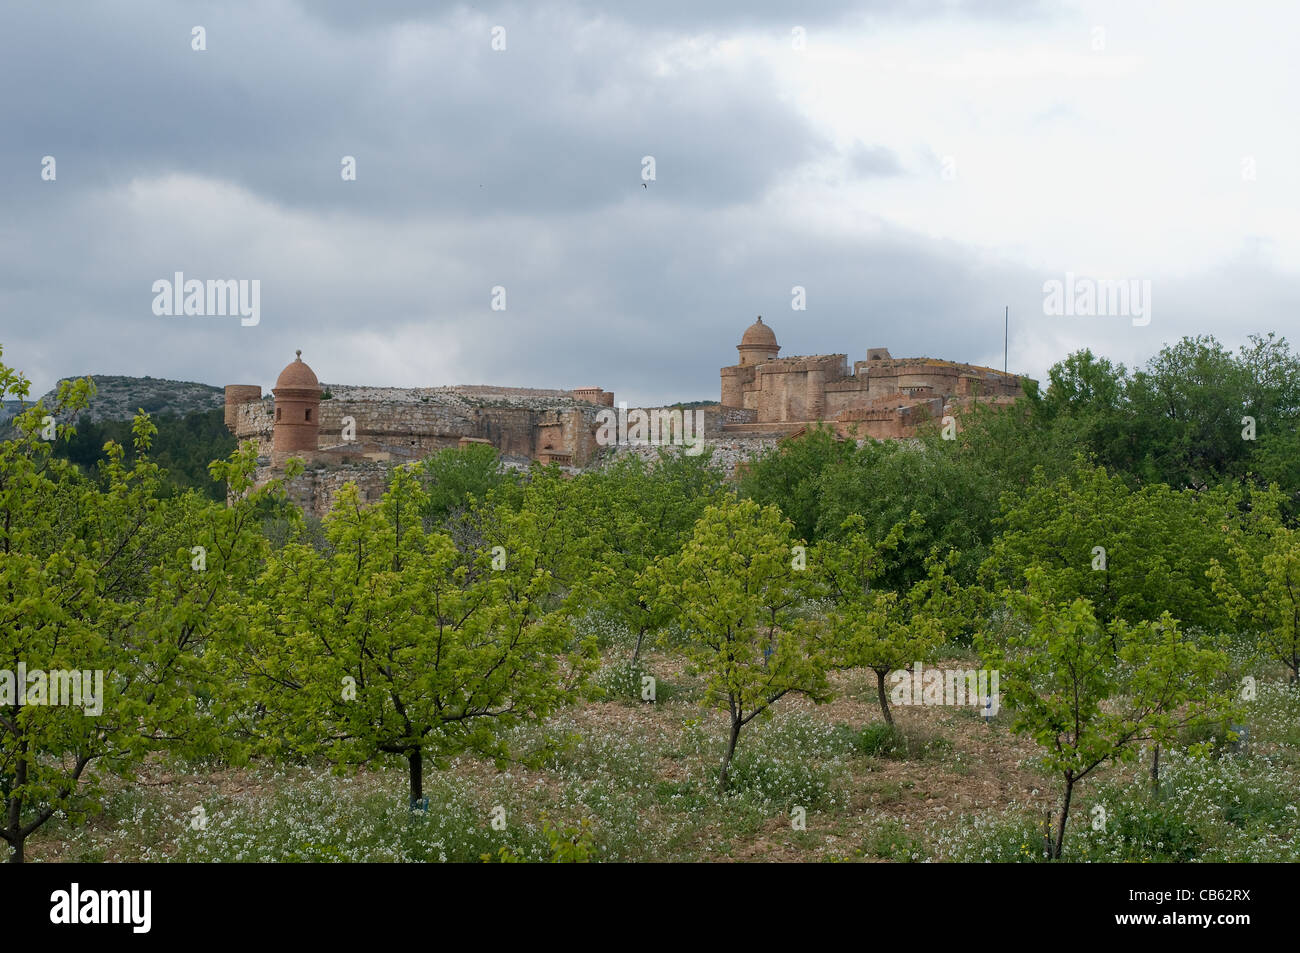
717;316;1024;441
224;319;1027;516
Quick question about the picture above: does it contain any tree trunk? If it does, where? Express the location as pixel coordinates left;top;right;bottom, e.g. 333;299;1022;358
632;625;647;663
1054;776;1075;860
1150;744;1161;793
718;719;741;791
876;670;894;727
408;749;423;806
7;743;25;863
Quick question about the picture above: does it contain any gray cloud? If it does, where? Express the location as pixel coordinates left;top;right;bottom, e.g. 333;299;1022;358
0;1;828;218
1;0;1295;408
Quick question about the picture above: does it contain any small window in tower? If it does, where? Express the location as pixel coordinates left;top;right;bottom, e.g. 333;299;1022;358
305;408;312;422
276;407;281;421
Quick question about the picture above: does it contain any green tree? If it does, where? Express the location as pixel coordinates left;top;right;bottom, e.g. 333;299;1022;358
225;465;593;805
981;462;1235;632
1210;520;1300;683
0;350;274;861
53;406;237;501
580;450;726;658
416;442;518;528
977;574;1233;859
816;439;1000;588
1035;349;1132;474
813;514;955;725
1124;336;1252;488
739;426;855;543
924;390;1079;495
640;498;830;789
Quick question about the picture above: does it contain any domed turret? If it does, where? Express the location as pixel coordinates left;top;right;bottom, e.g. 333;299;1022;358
275;351;320;391
272;350;321;455
737;315;779;366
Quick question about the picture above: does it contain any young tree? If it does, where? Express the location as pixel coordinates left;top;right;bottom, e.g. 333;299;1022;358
580;450;725;659
0;351;274;861
1124;335;1254;488
981;462;1235;632
416;441;518;529
738;425;855;544
813;513;954;725
639;498;830;789
977;573;1233;859
1210;522;1300;683
816;440;1000;588
225;466;593;804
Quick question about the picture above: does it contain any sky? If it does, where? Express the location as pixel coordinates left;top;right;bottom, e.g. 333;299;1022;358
2;0;1297;405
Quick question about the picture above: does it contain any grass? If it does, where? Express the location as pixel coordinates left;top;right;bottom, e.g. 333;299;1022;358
25;650;1300;863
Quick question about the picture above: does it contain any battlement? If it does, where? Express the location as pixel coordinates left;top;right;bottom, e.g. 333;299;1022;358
721;321;1029;438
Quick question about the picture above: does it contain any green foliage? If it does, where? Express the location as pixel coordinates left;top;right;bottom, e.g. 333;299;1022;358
977;572;1236;858
816;441;1001;587
982;462;1241;631
856;723;907;758
51;406;237;501
577;451;727;658
222;465;596;802
813;513;960;724
738;426;854;543
485;816;595;863
1210;519;1300;681
851;722;951;761
862;819;925;861
0;347;280;861
588;658;677;705
416;442;519;528
979;334;1300;504
640;497;831;788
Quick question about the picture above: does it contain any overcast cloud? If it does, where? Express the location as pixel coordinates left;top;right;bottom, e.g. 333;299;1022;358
2;0;1297;404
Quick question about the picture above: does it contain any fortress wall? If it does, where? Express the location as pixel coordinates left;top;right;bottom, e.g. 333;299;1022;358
449;384;587;401
234;400;274;453
291;465;392;519
223;385;262;429
244;461;391;519
232;391;614;470
314;400;479;441
751;364;797;421
608;434;779;480
720;366;751;409
824;387;876;418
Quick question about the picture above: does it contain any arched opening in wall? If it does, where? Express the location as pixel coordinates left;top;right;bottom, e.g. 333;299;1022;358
305;408;312;422
276;407;282;421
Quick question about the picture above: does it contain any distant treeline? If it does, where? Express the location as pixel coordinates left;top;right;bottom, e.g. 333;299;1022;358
52;406;237;501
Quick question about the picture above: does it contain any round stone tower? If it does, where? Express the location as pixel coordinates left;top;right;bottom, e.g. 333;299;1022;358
223;384;263;432
272;350;321;455
737;316;780;367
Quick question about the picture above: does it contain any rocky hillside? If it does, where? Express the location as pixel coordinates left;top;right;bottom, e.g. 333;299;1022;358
0;400;29;425
33;375;225;423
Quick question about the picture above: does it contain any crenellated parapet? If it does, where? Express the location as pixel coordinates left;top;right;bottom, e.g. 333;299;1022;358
719;317;1030;440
